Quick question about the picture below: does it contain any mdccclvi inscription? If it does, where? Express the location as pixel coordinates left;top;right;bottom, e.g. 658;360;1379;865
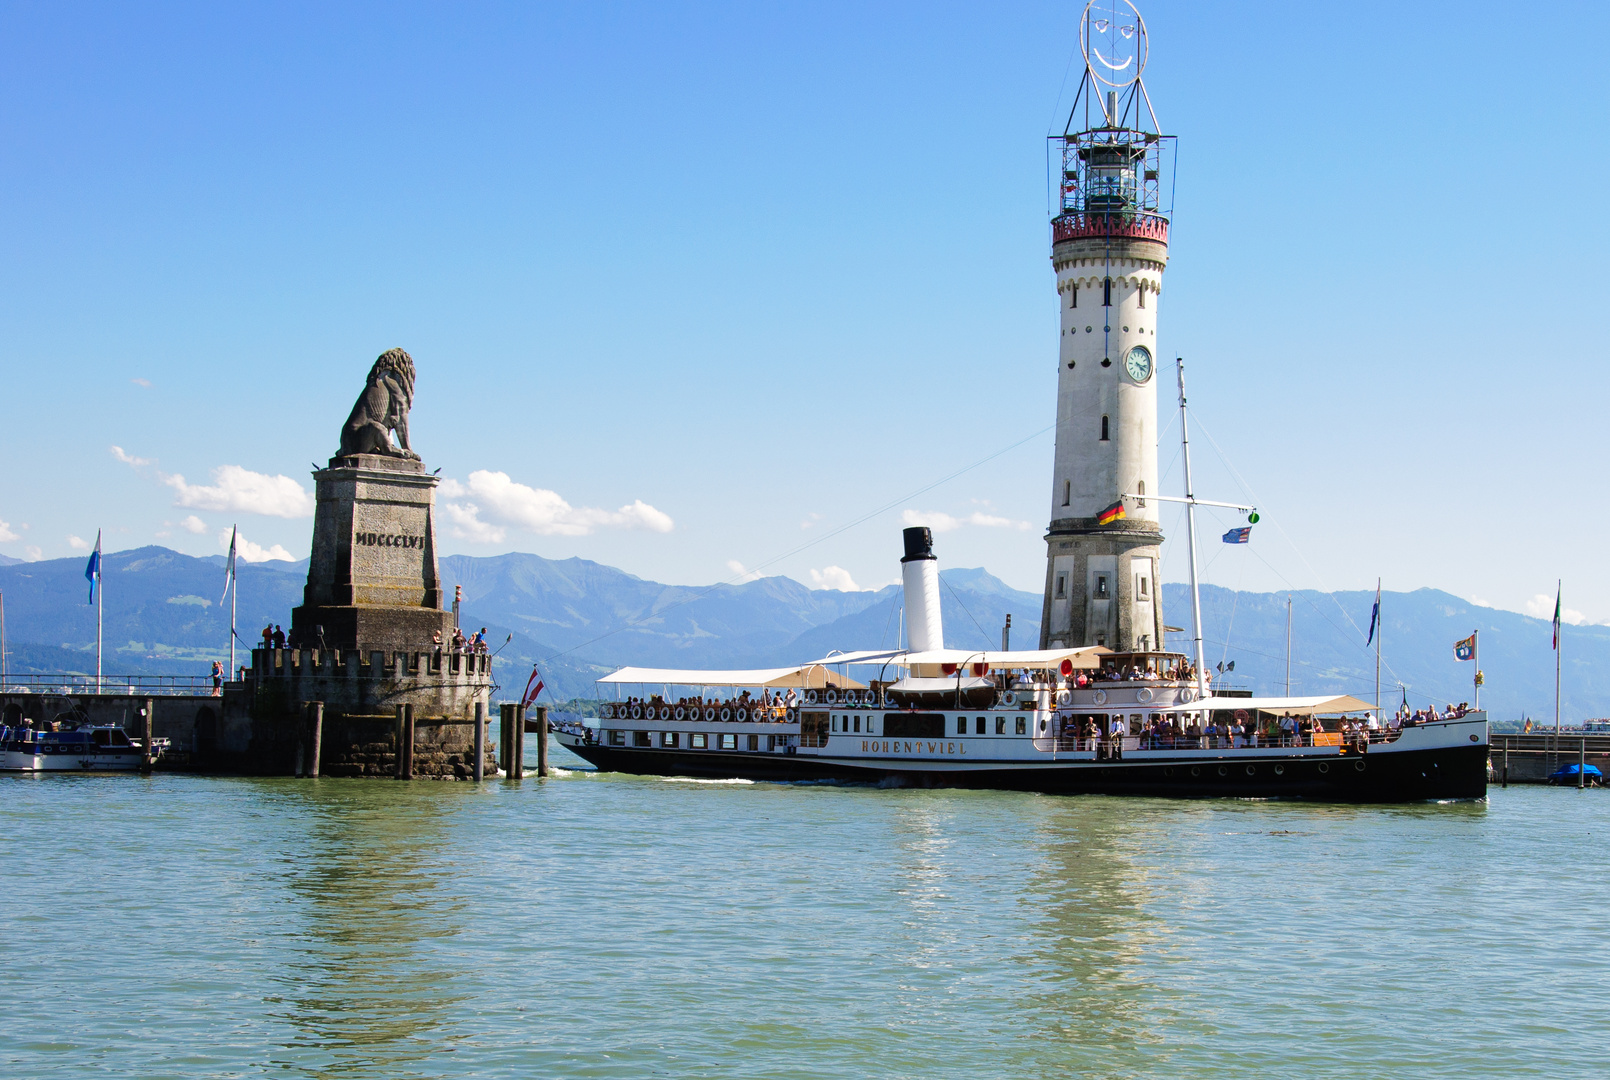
354;532;425;549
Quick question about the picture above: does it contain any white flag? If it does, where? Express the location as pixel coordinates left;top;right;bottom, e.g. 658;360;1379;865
221;526;237;604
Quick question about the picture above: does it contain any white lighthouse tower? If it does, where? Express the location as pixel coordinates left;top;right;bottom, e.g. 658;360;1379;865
1040;0;1175;652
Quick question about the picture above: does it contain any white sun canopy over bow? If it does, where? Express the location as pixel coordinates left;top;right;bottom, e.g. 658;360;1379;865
804;646;1110;670
598;664;867;689
1158;695;1375;716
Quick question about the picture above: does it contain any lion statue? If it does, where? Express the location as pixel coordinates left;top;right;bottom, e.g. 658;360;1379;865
338;348;419;459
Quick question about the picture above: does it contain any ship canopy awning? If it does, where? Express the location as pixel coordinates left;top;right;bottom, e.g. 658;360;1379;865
803;646;1110;671
887;676;994;693
598;663;866;690
1158;694;1375;716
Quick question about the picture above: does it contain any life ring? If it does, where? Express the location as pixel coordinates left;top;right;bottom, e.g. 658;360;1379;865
786;707;798;723
720;707;732;722
824;689;838;705
704;707;716;721
841;689;857;706
736;707;748;722
1092;689;1107;705
1055;689;1071;707
674;706;685;721
999;691;1015;707
804;689;818;705
630;705;642;719
1137;688;1153;704
598;704;610;719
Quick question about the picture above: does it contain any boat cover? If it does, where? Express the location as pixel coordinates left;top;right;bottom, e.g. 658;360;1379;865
1157;694;1375;716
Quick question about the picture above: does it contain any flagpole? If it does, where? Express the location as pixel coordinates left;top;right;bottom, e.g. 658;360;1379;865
1176;359;1208;701
1555;580;1562;738
1374;579;1381;717
1285;594;1292;695
1472;628;1479;710
229;568;237;677
95;530;103;694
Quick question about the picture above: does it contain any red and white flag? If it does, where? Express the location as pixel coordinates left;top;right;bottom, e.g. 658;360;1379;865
521;664;544;708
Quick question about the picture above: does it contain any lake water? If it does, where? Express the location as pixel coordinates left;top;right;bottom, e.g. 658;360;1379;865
3;745;1605;1079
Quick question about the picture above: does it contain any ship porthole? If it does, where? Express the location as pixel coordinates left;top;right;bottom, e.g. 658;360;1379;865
1274;764;1285;775
1190;766;1200;777
1217;765;1227;777
1469;734;1480;742
1354;759;1367;772
1245;765;1256;776
1163;767;1174;777
1318;762;1330;774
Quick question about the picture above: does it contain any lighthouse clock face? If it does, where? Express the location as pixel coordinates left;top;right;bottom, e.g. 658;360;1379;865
1124;345;1153;383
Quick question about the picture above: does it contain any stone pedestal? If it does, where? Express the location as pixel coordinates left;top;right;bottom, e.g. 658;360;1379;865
291;453;454;652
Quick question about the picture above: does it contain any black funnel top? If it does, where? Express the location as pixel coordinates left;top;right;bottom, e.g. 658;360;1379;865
901;526;935;563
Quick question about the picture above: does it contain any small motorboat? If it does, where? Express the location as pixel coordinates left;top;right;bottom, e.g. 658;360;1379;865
0;724;148;773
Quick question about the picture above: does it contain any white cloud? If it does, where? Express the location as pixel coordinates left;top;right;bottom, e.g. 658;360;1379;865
809;566;864;592
727;559;763;583
902;509;1032;533
130;378;151;388
800;512;822;530
441;470;673;540
0;518;16;542
24;546;42;561
179;515;208;534
220;529;294;563
110;445;153;467
67;534;90;550
165;465;314;518
1524;593;1588;626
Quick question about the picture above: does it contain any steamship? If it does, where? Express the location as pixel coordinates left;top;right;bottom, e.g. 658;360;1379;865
556;526;1488;802
556;2;1488;800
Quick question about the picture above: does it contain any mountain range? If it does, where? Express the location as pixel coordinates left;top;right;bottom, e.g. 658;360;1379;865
0;547;1601;721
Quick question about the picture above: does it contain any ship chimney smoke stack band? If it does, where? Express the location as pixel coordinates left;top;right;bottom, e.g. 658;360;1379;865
900;527;944;652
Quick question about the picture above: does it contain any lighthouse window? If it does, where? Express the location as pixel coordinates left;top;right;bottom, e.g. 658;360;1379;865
1063;480;1070;506
1139;577;1149;598
1055;573;1067;599
1103;277;1112;306
1070;285;1077;308
1136;480;1145;507
1138;286;1146;309
1100;416;1109;441
1096;575;1109;598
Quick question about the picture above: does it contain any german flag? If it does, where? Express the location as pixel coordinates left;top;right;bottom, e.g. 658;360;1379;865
1096;500;1126;525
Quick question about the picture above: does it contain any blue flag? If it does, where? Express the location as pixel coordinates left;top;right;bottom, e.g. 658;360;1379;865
1222;526;1251;544
1366;580;1380;647
84;529;102;604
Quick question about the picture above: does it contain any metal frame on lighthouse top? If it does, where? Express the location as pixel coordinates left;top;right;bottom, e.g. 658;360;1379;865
1051;1;1176;230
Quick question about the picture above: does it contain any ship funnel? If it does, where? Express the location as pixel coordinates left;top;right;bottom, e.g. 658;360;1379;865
900;526;944;652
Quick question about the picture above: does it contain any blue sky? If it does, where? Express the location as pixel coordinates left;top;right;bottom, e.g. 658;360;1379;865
3;0;1608;625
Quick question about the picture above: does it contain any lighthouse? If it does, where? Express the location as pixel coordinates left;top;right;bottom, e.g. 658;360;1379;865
1040;1;1174;653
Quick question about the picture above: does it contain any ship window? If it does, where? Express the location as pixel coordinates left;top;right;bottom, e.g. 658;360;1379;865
1103;277;1112;306
1015;716;1027;735
996;717;1006;734
975;717;986;734
1100;416;1109;441
957;716;967;735
720;733;737;750
767;735;776;751
865;716;876;735
661;731;679;748
853;716;860;733
1070;285;1077;308
747;734;759;751
691;733;707;749
1055;574;1066;599
1096;575;1109;598
1063;480;1070;507
831;715;837;732
633;731;651;747
609;730;625;746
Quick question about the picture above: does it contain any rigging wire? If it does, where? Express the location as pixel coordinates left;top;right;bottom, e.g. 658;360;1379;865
941;574;995;651
535;423;1056;668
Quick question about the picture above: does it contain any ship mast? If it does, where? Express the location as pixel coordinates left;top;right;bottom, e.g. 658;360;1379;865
1176;360;1209;699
